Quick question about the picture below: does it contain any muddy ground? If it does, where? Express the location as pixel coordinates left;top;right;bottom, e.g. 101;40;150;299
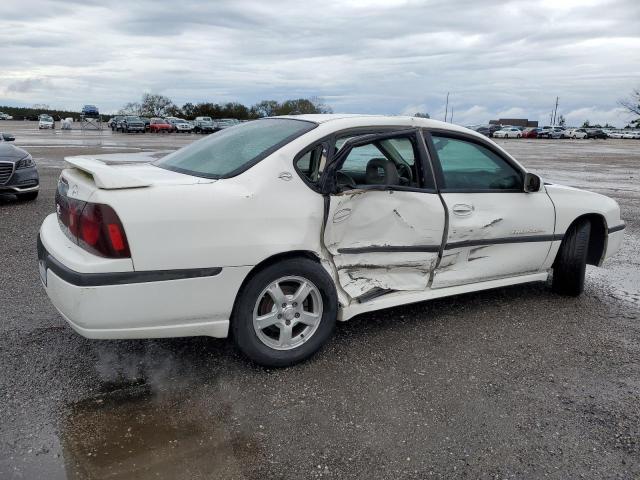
1;121;639;479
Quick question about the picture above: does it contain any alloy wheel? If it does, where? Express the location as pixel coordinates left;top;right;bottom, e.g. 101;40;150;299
252;276;323;351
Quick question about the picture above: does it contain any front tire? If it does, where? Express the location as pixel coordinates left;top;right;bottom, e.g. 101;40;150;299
552;219;591;296
231;258;337;367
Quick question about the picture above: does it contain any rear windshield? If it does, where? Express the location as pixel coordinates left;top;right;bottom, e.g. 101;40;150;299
155;118;316;179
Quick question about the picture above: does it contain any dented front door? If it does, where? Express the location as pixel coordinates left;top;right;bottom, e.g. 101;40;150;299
324;190;446;299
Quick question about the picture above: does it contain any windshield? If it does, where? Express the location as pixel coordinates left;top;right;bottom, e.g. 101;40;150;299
155;118;316;179
41;115;53;121
126;116;141;121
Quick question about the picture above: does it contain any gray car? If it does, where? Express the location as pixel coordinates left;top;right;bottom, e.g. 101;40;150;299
0;143;39;200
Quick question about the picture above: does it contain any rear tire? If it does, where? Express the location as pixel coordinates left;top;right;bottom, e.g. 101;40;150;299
231;258;337;367
552;219;591;296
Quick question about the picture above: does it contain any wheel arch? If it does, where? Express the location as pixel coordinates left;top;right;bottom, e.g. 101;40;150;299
556;213;607;266
230;250;323;322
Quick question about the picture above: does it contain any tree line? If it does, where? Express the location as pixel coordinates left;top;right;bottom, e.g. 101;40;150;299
118;94;332;120
0;95;332;121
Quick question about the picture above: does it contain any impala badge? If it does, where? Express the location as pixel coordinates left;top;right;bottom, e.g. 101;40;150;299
278;172;293;181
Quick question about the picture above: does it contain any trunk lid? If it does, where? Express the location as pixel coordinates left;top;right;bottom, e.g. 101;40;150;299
64;154;215;190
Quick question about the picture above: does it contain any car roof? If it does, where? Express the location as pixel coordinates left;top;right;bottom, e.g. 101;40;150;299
274;113;482;136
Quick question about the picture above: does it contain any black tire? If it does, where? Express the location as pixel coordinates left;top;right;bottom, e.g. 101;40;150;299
18;191;38;201
552;219;591;296
231;257;337;367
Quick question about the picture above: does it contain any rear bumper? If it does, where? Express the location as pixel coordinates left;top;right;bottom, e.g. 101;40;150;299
38;219;251;339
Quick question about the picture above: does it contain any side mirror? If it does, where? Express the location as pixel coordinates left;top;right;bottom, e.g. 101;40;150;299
524;172;542;193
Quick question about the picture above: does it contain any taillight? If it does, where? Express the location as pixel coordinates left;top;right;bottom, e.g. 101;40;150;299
55;181;130;258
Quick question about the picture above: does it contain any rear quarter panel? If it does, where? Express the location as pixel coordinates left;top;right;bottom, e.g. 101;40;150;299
91;152;326;271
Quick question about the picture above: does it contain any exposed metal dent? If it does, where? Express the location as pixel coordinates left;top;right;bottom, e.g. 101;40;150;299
393;208;416;230
323;190;445;301
483;218;503;228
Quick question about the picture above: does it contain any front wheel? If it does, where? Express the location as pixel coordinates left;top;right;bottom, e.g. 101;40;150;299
552;219;591;296
231;258;337;367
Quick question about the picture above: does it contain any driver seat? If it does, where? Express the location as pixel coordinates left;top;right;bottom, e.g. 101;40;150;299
365;158;400;186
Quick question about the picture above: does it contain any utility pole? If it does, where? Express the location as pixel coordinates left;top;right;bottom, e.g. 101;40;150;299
444;92;449;122
552;96;559;125
450;108;453;124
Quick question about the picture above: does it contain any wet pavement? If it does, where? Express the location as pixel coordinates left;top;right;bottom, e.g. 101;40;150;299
1;122;639;479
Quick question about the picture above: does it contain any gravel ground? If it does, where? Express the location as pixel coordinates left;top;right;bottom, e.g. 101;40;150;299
1;122;639;479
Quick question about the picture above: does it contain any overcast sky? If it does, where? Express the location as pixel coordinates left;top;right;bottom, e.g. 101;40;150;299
1;0;639;126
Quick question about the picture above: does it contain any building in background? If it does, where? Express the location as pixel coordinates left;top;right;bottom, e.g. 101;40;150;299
489;118;538;127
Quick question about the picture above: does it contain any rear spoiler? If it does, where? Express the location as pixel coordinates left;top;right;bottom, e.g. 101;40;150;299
64;156;152;189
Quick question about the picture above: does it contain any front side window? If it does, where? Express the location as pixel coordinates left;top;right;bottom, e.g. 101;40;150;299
431;135;522;191
156;118;316;178
335;136;420;189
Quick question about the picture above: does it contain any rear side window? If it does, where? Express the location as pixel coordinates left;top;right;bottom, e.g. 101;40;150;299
156;119;316;179
431;135;522;191
295;144;327;184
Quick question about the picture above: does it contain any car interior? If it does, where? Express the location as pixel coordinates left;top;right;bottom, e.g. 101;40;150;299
334;137;418;189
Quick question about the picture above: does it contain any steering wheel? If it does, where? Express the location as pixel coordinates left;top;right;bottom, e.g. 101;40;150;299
336;171;357;190
396;163;413;185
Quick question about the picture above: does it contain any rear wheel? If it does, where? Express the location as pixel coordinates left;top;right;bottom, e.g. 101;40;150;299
232;258;337;367
552;219;591;296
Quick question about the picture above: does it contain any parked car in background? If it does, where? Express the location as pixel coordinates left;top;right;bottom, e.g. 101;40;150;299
215;118;240;130
493;127;522;138
0;142;39;200
194;116;216;134
537;126;554;139
0;132;16;142
149;118;172;133
37;114;625;366
169;118;194;133
567;128;588;139
140;117;151;131
38;115;55;130
0;112;14;120
116;116;146;133
521;127;539;138
549;127;568;139
108;116;123;130
472;126;491;137
586;129;607;139
81;105;99;118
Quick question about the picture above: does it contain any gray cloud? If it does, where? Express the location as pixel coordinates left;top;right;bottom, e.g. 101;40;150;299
0;0;639;126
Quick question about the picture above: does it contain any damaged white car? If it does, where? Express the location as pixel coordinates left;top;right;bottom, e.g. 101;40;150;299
38;115;625;366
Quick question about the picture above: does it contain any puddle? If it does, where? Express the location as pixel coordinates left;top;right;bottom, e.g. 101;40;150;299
61;383;260;479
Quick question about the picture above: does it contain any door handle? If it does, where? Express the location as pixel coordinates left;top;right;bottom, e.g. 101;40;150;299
452;203;474;216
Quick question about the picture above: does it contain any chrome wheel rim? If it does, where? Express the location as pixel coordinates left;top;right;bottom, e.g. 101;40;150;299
253;276;323;351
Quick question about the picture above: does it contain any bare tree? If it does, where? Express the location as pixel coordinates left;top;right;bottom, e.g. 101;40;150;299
252;100;280;117
118;102;141;115
139;93;176;117
619;88;640;127
619;88;640;116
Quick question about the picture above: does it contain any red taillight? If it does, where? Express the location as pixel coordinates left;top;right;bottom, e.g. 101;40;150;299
55;183;130;258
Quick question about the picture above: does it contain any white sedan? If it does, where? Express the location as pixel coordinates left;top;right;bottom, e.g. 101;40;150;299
493;127;522;138
567;128;588;139
38;115;625;366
